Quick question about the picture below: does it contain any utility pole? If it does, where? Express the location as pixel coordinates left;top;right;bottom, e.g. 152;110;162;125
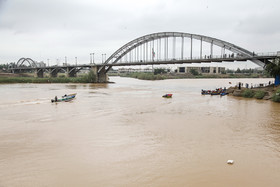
90;53;94;64
65;56;67;66
75;57;77;66
102;54;105;63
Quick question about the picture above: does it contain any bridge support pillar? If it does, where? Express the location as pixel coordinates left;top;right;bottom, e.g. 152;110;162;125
91;66;108;83
67;67;77;77
50;69;58;78
35;69;44;78
13;69;20;74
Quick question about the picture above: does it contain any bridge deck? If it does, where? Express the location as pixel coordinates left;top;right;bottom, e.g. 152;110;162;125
10;55;277;71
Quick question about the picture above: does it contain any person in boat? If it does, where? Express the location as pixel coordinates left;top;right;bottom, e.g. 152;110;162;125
55;96;57;102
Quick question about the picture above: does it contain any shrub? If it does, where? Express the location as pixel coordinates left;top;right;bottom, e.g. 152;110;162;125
154;68;166;75
79;70;97;83
272;88;280;102
242;89;255;98
190;69;199;76
254;90;266;99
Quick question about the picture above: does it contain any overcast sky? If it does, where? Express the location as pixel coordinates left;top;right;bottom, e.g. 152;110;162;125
0;0;280;69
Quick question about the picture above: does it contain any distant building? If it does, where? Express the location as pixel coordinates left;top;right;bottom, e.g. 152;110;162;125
35;61;46;67
118;68;153;73
177;66;225;74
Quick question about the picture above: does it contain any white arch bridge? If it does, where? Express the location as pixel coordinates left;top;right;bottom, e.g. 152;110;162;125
10;32;279;82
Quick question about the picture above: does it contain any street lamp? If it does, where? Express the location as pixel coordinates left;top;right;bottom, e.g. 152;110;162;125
102;53;106;63
75;57;77;66
90;53;94;64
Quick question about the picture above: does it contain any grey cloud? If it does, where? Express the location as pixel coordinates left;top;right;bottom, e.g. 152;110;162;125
0;0;279;66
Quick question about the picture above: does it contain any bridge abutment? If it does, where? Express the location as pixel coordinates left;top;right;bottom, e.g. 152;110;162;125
91;66;108;83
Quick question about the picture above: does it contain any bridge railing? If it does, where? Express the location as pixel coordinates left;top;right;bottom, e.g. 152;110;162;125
255;52;277;56
114;52;277;64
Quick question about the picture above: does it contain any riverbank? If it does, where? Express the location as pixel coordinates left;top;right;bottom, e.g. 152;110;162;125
115;72;270;80
0;76;88;83
0;71;98;83
227;84;280;102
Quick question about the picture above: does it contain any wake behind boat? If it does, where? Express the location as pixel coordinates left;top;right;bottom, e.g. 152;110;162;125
51;93;77;103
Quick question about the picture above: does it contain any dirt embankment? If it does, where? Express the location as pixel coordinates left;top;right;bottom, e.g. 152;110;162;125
227;84;279;100
0;73;21;77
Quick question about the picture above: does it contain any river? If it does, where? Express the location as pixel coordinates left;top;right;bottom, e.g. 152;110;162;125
0;77;279;187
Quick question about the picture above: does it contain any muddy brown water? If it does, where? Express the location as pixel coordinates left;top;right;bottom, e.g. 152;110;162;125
0;77;279;187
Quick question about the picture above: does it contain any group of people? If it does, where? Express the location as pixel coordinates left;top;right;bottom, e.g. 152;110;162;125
237;81;273;90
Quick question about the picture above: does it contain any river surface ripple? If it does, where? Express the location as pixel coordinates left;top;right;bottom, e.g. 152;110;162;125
0;77;279;187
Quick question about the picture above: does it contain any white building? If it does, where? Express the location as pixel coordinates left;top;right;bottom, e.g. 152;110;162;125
177;66;225;74
118;68;153;73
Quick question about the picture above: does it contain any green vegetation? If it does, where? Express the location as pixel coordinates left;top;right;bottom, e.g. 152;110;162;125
236;68;241;73
242;89;255;98
154;68;168;75
0;64;9;70
254;90;266;99
113;66;270;81
0;70;97;83
120;72;165;80
190;69;199;76
265;58;280;78
117;71;268;80
272;88;280;102
82;70;97;83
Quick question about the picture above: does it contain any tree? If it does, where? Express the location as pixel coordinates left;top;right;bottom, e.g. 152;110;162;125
236;68;241;73
265;58;280;86
265;58;280;78
190;68;199;76
154;68;166;75
226;69;234;74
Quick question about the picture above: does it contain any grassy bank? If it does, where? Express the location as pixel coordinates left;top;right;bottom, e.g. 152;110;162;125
115;72;270;80
0;71;97;83
228;85;280;103
119;72;166;80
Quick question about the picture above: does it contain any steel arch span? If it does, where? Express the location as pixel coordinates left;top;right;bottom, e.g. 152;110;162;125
16;58;37;68
101;32;264;72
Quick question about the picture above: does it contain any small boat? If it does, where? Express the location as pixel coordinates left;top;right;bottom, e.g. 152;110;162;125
202;88;227;96
211;91;220;95
220;92;228;96
62;93;77;99
51;93;77;103
201;89;212;95
162;94;173;98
